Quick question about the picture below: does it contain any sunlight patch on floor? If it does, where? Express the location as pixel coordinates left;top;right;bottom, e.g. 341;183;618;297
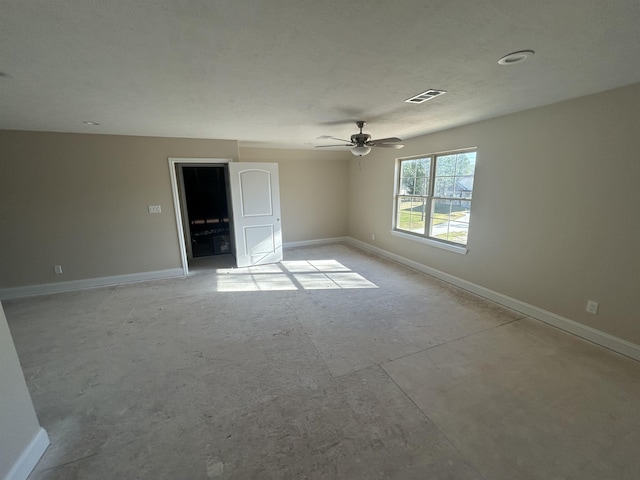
215;260;378;292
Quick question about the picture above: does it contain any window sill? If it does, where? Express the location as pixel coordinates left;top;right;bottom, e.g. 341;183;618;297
390;230;468;255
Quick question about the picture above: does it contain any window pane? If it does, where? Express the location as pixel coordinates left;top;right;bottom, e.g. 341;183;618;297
401;158;428;177
399;177;410;195
402;159;430;177
455;152;477;175
413;176;428;195
436;155;456;176
396;196;427;233
434;177;454;197
418;158;431;178
400;160;416;194
396;196;413;230
430;199;471;244
453;175;474;198
400;158;430;195
409;197;427;233
401;175;423;195
430;199;452;231
400;159;417;179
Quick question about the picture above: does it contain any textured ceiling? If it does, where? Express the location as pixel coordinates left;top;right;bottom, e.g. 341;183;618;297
1;0;640;149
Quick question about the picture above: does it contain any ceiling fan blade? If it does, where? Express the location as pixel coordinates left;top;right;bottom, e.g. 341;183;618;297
369;137;402;144
315;144;354;148
316;135;353;143
372;143;405;149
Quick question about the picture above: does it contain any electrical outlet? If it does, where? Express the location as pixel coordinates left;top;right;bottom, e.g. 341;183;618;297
586;300;599;315
54;265;63;274
371;233;375;241
148;205;162;214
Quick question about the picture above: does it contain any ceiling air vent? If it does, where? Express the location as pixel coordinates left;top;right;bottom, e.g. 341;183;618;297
405;89;447;104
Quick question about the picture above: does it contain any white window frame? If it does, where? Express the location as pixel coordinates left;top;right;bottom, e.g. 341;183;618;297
391;148;477;255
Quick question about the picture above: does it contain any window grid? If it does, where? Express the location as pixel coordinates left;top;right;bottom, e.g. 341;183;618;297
395;149;476;246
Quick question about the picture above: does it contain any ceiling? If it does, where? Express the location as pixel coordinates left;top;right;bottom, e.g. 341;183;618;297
2;0;639;149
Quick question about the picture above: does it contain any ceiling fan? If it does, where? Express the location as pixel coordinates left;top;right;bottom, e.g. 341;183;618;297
316;121;404;156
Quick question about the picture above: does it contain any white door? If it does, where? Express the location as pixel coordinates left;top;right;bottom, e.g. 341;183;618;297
228;162;283;267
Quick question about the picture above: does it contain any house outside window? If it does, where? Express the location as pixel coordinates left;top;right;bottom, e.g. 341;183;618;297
394;149;477;248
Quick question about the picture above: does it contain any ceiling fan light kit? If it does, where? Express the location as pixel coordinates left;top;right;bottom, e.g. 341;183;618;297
351;145;372;156
316;121;404;156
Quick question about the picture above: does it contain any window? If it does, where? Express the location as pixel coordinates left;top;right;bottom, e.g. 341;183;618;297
394;149;477;248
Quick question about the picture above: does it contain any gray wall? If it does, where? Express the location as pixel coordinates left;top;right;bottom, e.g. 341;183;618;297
348;82;640;345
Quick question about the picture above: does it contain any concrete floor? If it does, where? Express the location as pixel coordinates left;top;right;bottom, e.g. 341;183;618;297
5;243;640;479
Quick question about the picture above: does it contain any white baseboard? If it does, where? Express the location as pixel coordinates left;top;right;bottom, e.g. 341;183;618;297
0;268;184;300
284;236;349;249
4;238;637;362
5;427;49;480
1;239;348;299
347;236;640;362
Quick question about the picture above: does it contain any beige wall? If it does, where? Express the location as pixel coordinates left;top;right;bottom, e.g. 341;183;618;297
0;132;349;289
0;301;45;479
2;84;639;345
0;131;240;287
239;147;350;243
348;82;640;345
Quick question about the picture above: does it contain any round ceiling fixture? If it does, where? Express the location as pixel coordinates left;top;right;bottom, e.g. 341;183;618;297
498;50;534;65
351;145;372;156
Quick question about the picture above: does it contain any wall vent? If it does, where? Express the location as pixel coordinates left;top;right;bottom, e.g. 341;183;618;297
405;89;447;104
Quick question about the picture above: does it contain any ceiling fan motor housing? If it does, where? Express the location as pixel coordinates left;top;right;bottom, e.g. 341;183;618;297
351;133;371;146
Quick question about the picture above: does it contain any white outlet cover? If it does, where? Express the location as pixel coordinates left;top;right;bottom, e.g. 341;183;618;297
148;205;162;213
586;300;599;315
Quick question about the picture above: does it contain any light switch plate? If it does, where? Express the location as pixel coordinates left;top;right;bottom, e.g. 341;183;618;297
148;205;161;214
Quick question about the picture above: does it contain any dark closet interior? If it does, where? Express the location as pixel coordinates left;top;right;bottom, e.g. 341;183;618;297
182;166;230;257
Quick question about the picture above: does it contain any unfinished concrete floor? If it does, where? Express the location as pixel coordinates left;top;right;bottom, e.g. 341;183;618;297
5;243;640;479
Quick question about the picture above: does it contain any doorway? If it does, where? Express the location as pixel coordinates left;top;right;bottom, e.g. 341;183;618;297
182;166;230;258
168;158;283;274
168;157;233;275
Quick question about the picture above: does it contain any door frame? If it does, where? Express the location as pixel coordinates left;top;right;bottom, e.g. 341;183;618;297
168;157;233;275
